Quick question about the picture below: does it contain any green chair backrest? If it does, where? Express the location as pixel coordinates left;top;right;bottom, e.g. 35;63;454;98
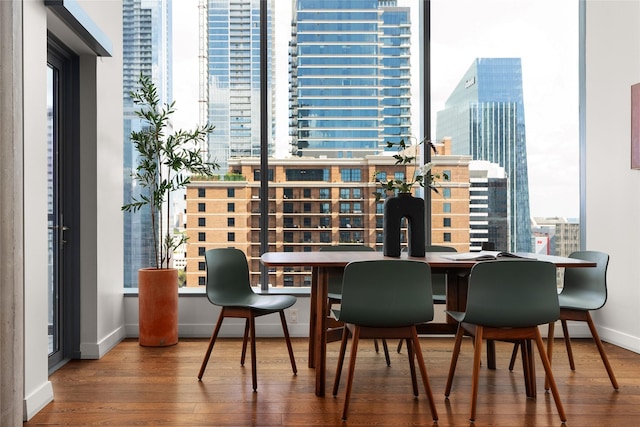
338;260;434;328
561;250;609;310
320;245;375;297
426;245;457;298
426;245;457;253
463;260;559;328
204;248;254;306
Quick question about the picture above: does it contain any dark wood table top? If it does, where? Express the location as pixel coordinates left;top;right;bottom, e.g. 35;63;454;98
261;250;596;269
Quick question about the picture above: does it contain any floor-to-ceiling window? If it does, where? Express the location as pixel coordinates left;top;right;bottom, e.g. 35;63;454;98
430;0;580;256
157;0;580;290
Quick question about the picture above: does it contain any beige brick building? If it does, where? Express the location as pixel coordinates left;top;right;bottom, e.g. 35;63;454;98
184;140;471;288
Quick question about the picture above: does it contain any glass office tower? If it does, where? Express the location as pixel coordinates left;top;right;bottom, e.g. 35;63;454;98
289;0;411;158
202;0;275;173
123;0;172;287
436;58;532;252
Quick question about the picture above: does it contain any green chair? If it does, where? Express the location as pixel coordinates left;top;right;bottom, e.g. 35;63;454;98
319;245;392;364
444;260;566;423
426;245;458;303
320;244;375;304
396;244;457;353
332;260;439;421
508;251;618;390
197;248;297;391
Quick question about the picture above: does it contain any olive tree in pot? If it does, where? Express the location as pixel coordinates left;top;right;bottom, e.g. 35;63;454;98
123;74;218;346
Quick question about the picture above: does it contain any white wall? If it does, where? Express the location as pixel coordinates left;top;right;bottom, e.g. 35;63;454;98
23;1;55;419
23;0;124;420
584;1;640;352
78;2;126;359
124;294;312;339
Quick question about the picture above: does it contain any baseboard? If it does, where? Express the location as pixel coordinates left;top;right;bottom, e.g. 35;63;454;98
549;321;591;338
598;324;640;353
180;322;311;338
23;380;53;421
547;321;640;353
79;325;127;359
125;321;310;339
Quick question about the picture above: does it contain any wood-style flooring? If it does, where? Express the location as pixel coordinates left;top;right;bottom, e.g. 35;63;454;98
25;336;640;426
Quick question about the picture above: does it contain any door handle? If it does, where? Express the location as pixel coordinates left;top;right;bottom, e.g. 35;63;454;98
48;225;69;244
48;225;69;231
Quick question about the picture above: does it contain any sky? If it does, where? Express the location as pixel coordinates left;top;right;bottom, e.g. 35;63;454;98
171;0;580;219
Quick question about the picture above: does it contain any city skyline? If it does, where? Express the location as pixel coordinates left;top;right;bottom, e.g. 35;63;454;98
436;58;532;252
171;0;579;219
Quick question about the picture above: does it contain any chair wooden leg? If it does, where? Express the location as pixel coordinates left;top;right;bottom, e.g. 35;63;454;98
279;310;297;375
545;322;555;390
240;319;250;366
508;341;519;371
469;326;484;422
374;339;391;365
332;325;350;396
249;314;257;392
198;310;225;380
411;327;439;421
508;338;538;393
382;339;391;366
585;312;619;389
445;324;465;397
534;330;567;422
522;339;536;398
406;338;418;396
397;339;403;353
342;326;361;420
520;340;530;396
561;319;575;370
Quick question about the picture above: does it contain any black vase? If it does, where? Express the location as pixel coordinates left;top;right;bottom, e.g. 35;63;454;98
383;193;426;257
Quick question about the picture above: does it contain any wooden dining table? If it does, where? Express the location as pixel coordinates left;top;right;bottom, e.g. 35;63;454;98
260;250;596;397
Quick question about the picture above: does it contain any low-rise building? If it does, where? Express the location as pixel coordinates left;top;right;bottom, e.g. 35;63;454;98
185;141;471;287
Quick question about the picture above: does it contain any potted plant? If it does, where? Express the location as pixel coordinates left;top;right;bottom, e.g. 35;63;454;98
374;136;447;257
123;74;218;346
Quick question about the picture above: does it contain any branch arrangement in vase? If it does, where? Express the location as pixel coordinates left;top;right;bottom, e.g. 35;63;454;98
373;136;448;201
122;74;219;269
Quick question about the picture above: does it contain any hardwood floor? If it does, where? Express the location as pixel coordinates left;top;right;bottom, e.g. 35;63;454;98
25;336;639;426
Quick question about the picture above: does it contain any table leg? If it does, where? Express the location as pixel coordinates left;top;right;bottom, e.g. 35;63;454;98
525;339;536;397
486;340;496;369
314;267;328;397
445;269;469;325
308;268;318;368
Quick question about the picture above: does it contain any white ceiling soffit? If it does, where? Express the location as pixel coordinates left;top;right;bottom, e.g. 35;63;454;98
45;0;112;57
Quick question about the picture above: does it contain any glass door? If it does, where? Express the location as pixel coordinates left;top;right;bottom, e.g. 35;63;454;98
47;40;80;371
47;62;64;366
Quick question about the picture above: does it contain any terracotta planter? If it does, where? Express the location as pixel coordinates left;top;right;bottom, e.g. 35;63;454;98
138;268;178;346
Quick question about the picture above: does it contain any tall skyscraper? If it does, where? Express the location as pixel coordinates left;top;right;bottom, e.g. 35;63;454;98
289;0;412;158
436;58;532;252
201;0;275;173
122;0;172;287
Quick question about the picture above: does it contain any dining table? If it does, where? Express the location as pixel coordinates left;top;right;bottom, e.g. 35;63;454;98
260;250;596;397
